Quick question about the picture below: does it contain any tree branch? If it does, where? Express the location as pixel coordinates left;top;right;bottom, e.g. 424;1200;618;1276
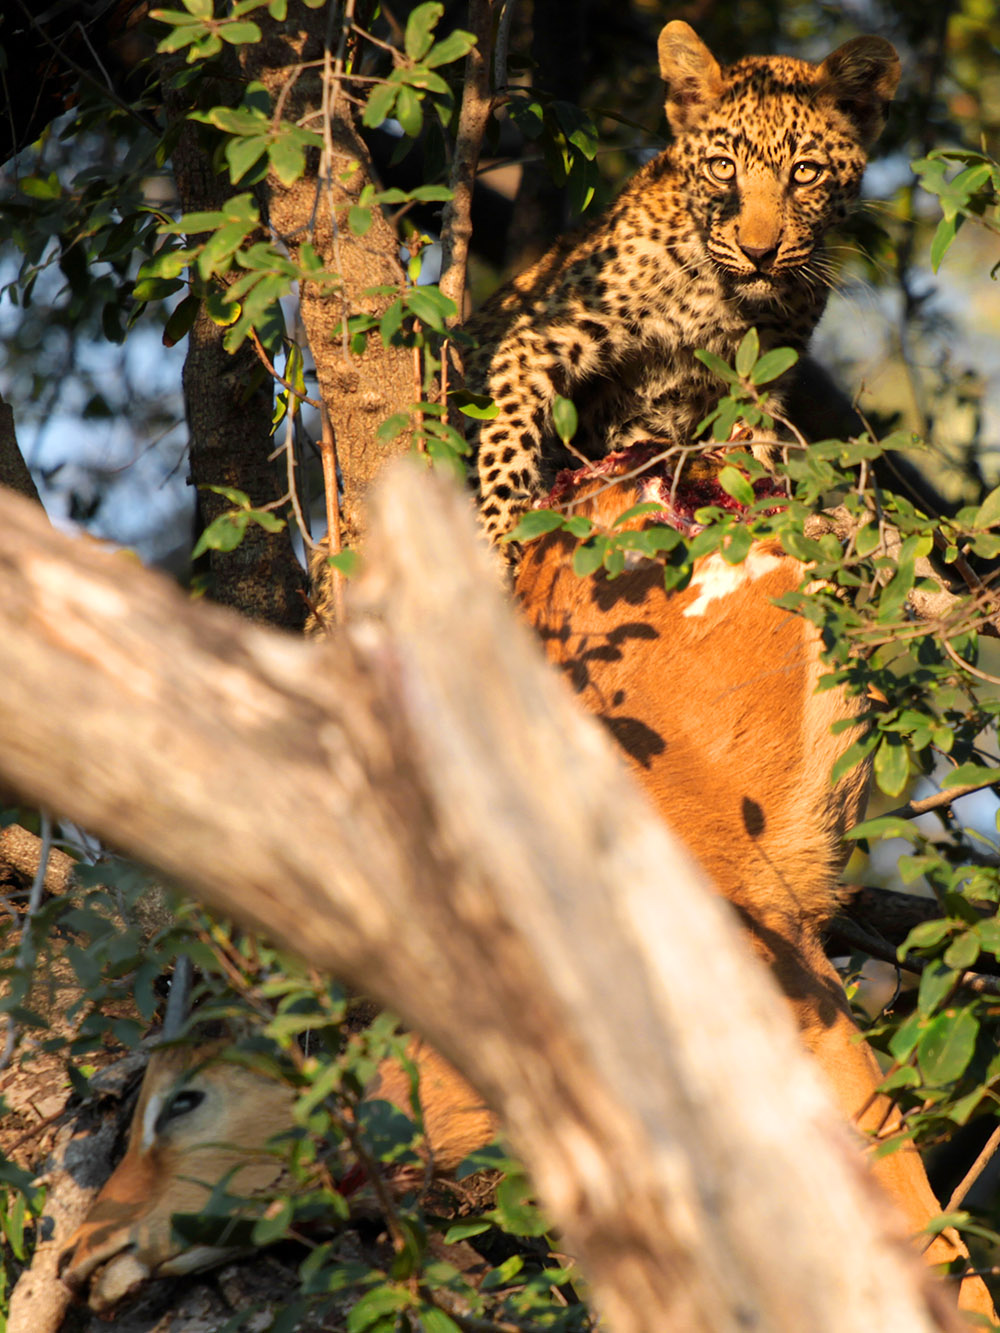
0;397;41;506
0;473;963;1333
438;0;496;322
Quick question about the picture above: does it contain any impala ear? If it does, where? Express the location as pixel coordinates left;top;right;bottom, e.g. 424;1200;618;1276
658;21;724;133
816;36;901;147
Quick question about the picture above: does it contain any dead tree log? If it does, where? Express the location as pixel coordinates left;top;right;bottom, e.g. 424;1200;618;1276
0;470;962;1333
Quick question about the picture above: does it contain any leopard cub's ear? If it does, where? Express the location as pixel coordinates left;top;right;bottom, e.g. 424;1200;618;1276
816;36;901;147
658;21;724;134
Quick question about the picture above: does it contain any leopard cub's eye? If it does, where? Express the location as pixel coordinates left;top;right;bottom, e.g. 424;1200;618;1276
792;161;823;185
706;156;736;183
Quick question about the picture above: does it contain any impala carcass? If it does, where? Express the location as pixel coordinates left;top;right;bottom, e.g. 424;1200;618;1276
513;448;995;1322
59;1036;497;1314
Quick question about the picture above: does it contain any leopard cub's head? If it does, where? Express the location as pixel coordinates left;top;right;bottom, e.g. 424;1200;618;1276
657;22;900;305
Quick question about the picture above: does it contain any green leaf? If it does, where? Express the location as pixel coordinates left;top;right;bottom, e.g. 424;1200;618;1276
917;961;958;1015
252;1195;294;1244
205;484;252;505
507;510;565;541
267;135;307;187
693;348;739;384
363;83;399;129
612;502;666;527
220;20;262;43
564;514;594;539
376;412;411;442
163;293;200;346
149;8;204;25
405;286;456;330
929;214;960;272
918;1007;978;1084
749;347;799;385
779;528;825;562
552;395;578;444
404;1;443;60
900;918;954;958
395;85;423;138
876;561;915;623
403;67;450;95
722;524;753;564
491;1174;550;1237
735;328;759;378
944;930;980;970
227;133;268;183
451;390;498;420
854;523;880;557
326;550;360;578
717;465;754;507
973;485;1000;530
846;815;919;842
943;763;999;789
347;1285;411;1333
348;206;373;237
18;172;61;199
378;299;405;346
711;396;740;442
191;510;249;558
443;1219;490;1243
247;508;285;534
888;1009;923;1062
417;1308;462;1333
873;735;909;797
573;538;606;577
423;29;478;68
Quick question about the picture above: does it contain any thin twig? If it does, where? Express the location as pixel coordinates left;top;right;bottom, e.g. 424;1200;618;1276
413;338;425;450
249;328;323;409
281;394;319;554
493;0;517;102
883;776;1000;821
945;1123;1000;1215
438;0;496;322
942;636;1000;687
318;405;345;627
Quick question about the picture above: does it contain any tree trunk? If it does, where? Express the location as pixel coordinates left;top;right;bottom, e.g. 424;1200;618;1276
161;67;310;629
242;5;414;550
0;474;963;1333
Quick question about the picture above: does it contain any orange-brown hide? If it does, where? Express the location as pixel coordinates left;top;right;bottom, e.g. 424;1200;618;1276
59;1039;497;1314
514;466;995;1323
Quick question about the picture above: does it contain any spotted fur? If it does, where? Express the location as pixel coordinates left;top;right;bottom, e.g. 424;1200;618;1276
464;23;900;553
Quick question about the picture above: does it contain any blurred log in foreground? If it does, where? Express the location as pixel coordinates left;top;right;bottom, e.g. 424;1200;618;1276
0;470;960;1333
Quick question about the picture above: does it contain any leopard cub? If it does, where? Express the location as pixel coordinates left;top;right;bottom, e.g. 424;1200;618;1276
463;22;900;553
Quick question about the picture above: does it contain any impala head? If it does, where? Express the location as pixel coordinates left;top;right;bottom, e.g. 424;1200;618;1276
59;1038;497;1314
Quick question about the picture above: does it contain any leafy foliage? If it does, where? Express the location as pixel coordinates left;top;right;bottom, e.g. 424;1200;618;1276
3;0;1000;1325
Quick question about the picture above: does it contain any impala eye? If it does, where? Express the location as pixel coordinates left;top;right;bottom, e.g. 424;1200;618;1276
707;156;736;183
160;1088;206;1126
792;160;823;185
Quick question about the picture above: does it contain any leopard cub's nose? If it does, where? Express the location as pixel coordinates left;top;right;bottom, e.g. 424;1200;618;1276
738;242;778;269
